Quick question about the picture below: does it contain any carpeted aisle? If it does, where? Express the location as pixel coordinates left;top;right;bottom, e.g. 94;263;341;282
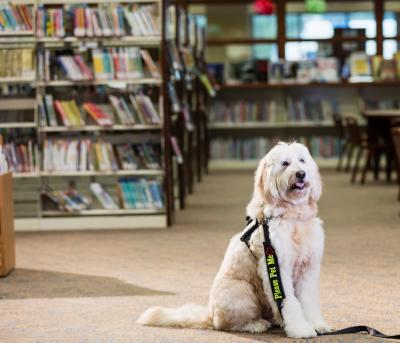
0;169;399;343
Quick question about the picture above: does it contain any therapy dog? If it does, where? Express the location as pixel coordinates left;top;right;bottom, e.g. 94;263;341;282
137;142;331;338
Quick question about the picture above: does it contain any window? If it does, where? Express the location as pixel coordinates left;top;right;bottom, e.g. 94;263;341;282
252;15;277;39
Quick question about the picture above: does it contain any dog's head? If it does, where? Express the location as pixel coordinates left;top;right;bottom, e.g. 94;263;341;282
247;142;322;218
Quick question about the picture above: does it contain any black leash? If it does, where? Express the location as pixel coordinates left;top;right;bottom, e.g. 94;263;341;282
240;217;400;340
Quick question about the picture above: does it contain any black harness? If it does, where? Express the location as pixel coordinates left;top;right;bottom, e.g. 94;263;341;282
240;216;400;340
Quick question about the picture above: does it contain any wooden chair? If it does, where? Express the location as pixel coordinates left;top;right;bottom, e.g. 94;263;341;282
341;117;368;183
391;126;400;202
333;113;346;171
361;114;397;184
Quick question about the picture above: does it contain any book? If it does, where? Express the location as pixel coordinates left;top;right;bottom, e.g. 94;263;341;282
83;102;113;126
210;137;340;160
349;52;373;82
90;182;118;210
56;55;92;81
3;141;37;173
379;59;396;81
140;49;160;78
42;139;160;172
44;94;58;127
92;47;144;80
109;95;135;125
0;49;35;79
170;136;183;164
115;144;139;170
42;186;90;212
134;143;160;169
130;93;161;124
210;100;277;123
0;3;33;33
53;100;85;127
168;82;181;113
117;178;163;210
123;5;160;37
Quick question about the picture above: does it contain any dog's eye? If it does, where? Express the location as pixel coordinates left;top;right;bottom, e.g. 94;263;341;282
282;161;290;167
299;158;305;163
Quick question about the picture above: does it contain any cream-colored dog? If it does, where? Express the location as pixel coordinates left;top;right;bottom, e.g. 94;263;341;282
137;142;331;338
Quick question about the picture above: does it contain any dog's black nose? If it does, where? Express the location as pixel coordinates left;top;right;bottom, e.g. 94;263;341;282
296;170;306;180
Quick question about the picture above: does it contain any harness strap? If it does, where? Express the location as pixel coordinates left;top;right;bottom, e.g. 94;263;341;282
240;217;259;250
241;216;400;340
261;218;285;314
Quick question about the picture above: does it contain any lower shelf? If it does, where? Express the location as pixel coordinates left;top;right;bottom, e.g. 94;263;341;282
209;158;338;170
15;214;167;231
41;209;165;217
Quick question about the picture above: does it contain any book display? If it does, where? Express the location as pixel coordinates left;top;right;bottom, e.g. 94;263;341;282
0;0;177;230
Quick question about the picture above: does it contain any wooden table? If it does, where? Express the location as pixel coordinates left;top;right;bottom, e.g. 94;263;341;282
362;110;400;182
363;110;400;118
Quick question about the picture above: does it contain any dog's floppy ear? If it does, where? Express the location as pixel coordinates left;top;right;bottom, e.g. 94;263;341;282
246;159;266;220
246;156;278;219
309;162;322;203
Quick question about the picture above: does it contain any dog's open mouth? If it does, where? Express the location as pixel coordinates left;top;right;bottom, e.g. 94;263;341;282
291;180;306;191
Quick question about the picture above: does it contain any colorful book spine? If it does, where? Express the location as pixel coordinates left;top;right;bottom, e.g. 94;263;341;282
3;141;37;173
117;178;163;210
0;3;33;33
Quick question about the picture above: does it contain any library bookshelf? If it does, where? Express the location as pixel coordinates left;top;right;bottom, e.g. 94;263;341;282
188;0;400;169
206;81;400;166
166;0;211;210
0;0;179;231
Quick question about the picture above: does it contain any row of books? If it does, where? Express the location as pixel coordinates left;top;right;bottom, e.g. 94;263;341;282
286;99;339;122
364;99;400;110
0;49;35;79
118;178;163;210
209;99;338;123
38;93;160;127
210;137;340;160
42;178;164;212
36;4;159;38
3;141;38;173
269;58;340;84
209;100;277;123
212;51;400;85
0;3;33;33
43;139;161;172
37;48;159;81
350;52;400;82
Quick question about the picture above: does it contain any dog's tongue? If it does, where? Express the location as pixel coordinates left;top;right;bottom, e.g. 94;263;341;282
295;181;304;189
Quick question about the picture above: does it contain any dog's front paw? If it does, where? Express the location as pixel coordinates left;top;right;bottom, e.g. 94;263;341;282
313;322;331;334
285;322;317;339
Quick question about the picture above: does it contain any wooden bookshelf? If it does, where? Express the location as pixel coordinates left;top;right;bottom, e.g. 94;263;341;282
190;0;400;166
37;0;160;4
36;79;162;87
37;36;162;46
40;170;164;176
0;0;176;230
0;77;36;84
210;158;338;170
166;0;211;208
217;80;400;90
39;124;162;132
208;121;334;130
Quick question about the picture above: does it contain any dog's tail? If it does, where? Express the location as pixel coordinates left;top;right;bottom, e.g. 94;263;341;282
137;303;212;329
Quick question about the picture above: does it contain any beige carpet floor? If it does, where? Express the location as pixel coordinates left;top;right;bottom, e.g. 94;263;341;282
0;169;399;343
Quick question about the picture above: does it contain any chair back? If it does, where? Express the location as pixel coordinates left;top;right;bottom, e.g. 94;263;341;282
333;113;344;139
343;117;363;144
392;127;400;172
